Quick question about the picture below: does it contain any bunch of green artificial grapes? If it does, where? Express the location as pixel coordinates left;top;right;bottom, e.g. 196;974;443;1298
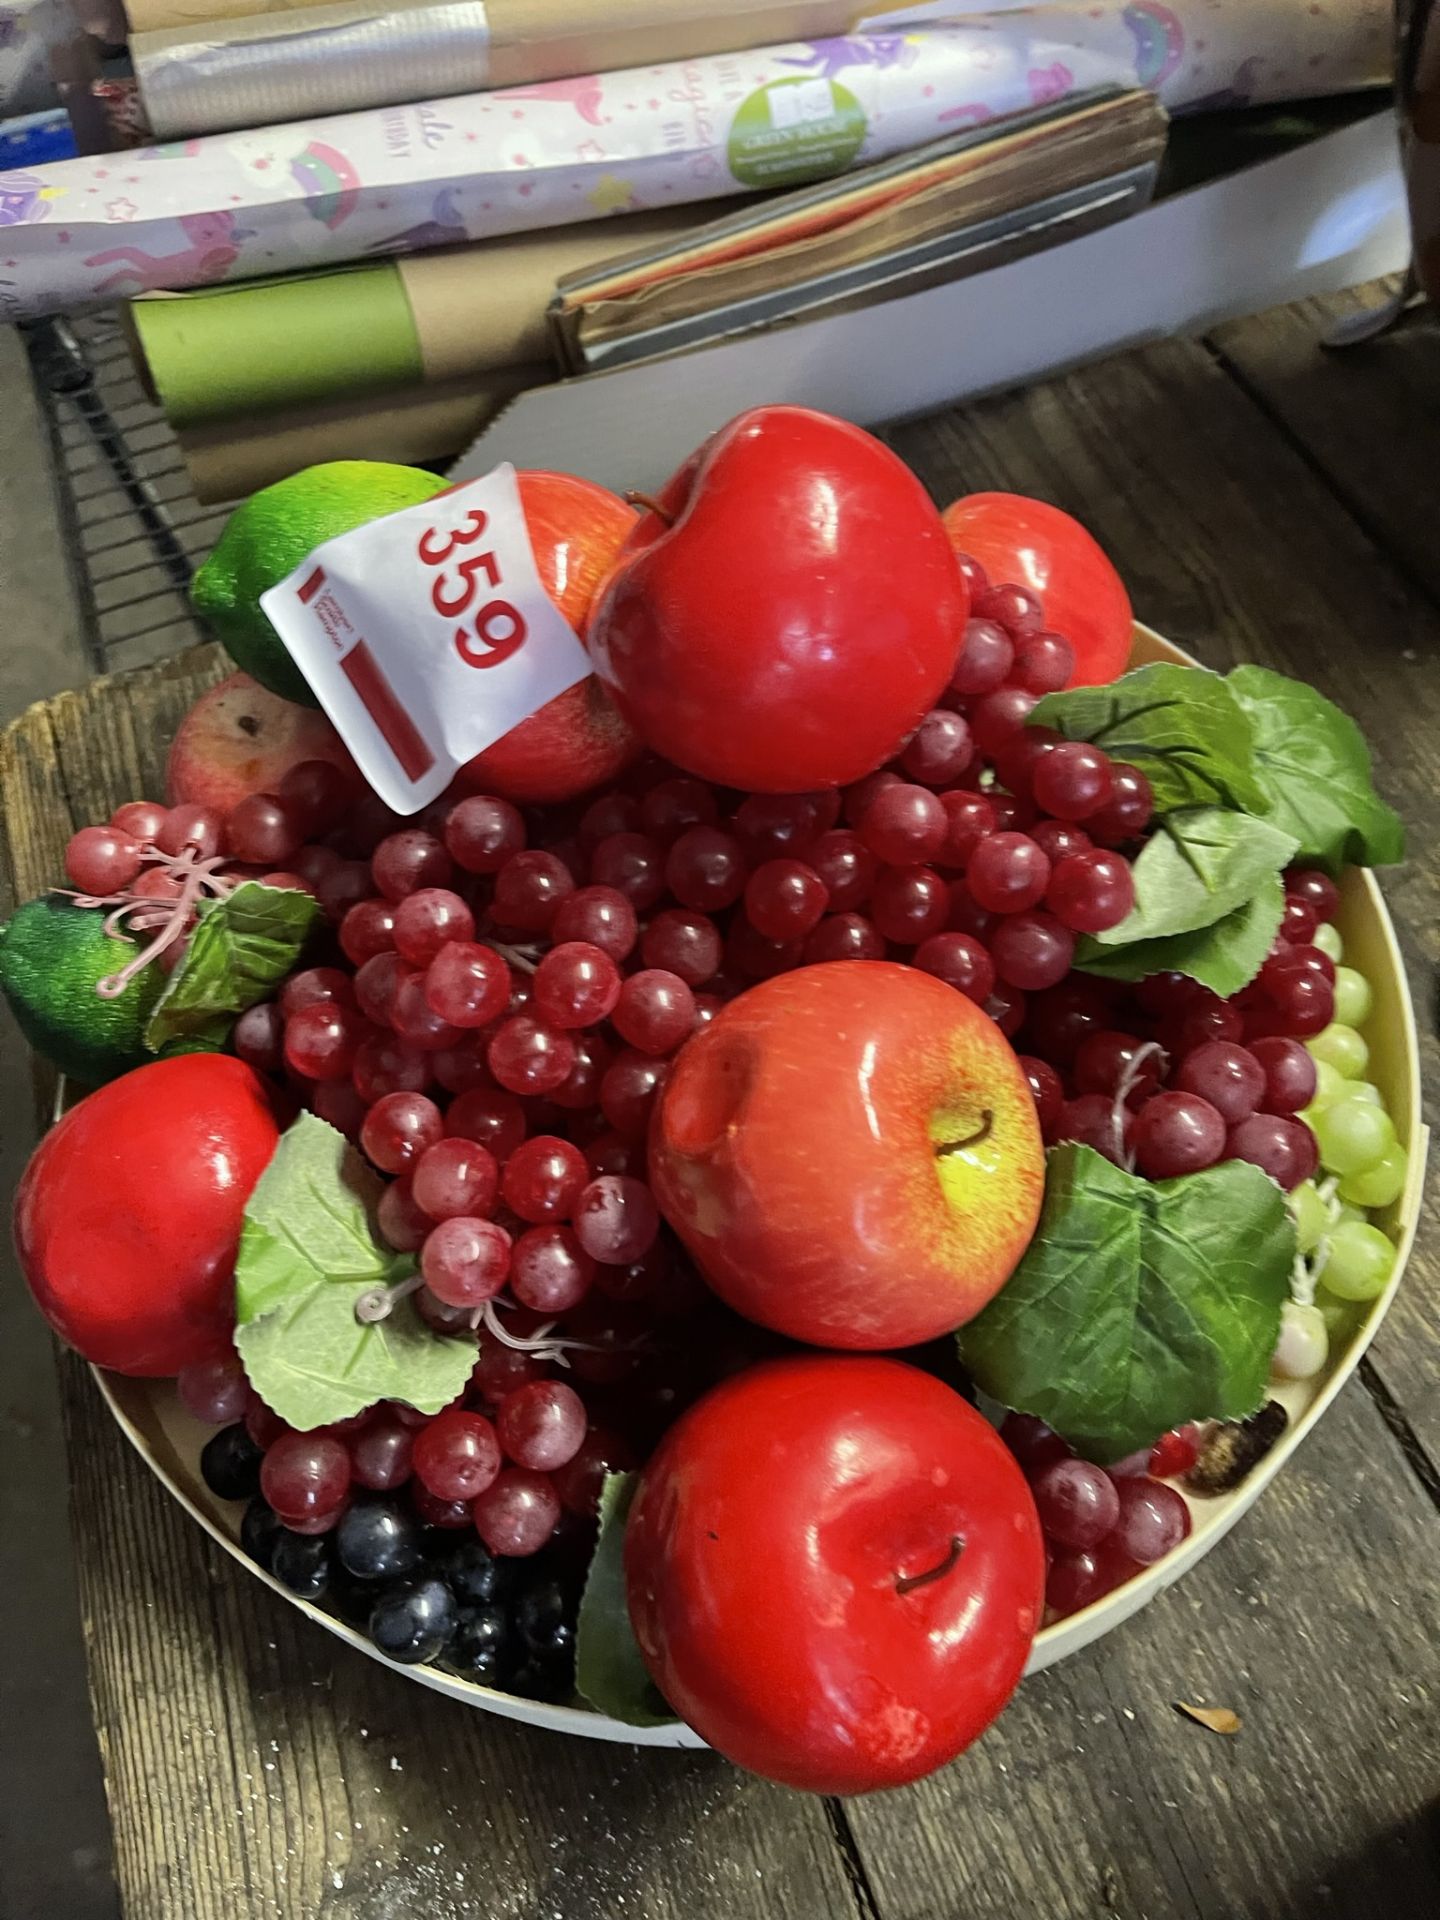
1275;922;1408;1384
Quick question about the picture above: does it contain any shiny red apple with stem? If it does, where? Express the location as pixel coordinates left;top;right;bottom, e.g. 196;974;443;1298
625;1353;1045;1793
587;407;968;792
454;470;641;804
649;960;1044;1348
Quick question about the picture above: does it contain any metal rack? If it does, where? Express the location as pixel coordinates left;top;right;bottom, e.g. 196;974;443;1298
23;312;230;675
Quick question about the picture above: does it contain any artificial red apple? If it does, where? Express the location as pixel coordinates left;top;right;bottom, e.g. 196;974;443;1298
941;492;1132;687
454;470;641;804
625;1353;1044;1793
649;960;1043;1348
13;1055;280;1375
166;670;358;812
586;407;967;791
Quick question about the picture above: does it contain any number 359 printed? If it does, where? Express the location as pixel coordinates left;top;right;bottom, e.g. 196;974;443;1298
417;508;527;670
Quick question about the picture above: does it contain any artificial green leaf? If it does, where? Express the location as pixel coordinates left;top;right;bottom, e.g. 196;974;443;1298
233;1113;475;1431
1030;662;1269;816
1227;665;1405;873
146;880;321;1051
575;1473;678;1729
1076;874;1284;998
1090;807;1298;946
959;1144;1294;1464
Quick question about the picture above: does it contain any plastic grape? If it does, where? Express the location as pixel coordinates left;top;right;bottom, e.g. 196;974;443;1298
1311;922;1343;963
1289;1180;1330;1256
1331;966;1373;1027
1313;1096;1395;1176
1316;1290;1359;1341
1308;1022;1369;1081
1320;1220;1396;1301
1337;1143;1408;1210
1297;1066;1349;1141
1271;1300;1328;1381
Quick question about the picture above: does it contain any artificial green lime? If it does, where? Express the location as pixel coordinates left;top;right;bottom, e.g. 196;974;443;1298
0;895;162;1085
190;460;448;704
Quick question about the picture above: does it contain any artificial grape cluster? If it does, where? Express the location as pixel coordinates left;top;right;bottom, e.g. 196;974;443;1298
1019;868;1349;1190
999;1411;1197;1622
182;1348;642;1697
1270;926;1407;1384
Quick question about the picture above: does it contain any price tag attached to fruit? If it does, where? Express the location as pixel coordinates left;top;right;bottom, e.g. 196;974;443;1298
259;465;595;813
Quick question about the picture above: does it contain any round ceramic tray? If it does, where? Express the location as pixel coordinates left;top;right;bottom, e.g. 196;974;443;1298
92;624;1428;1748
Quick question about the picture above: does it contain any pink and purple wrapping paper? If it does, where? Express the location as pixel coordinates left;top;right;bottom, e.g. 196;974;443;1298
0;5;1393;321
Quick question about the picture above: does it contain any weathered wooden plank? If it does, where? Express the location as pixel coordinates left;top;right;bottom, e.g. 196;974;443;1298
0;692;119;1920
889;335;1440;1474
0;651;862;1920
1209;280;1440;606
845;1380;1440;1920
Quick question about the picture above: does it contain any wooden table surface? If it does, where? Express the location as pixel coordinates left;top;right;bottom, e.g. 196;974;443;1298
2;281;1438;1920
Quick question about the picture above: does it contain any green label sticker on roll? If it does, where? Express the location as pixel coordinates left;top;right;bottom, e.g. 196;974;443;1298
728;77;867;189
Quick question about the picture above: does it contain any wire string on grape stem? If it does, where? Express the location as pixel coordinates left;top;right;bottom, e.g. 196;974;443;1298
59;839;237;998
352;1277;631;1371
475;925;541;976
1110;1040;1166;1173
1290;1174;1341;1308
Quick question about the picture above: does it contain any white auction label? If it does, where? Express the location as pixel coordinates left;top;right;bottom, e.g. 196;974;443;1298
260;465;593;813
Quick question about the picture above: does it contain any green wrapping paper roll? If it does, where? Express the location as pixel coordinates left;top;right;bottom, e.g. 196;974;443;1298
130;264;422;428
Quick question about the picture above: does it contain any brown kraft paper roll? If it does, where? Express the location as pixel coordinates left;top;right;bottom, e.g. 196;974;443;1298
399;208;731;380
122;0;893;69
178;362;548;502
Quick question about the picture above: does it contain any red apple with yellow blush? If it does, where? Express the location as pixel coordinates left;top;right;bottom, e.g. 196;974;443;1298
649;961;1044;1349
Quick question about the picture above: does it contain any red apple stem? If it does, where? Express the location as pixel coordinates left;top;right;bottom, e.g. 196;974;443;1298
895;1534;966;1596
624;490;674;526
934;1110;994;1157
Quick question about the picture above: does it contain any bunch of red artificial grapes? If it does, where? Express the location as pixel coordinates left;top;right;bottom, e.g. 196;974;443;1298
1002;1412;1201;1622
59;555;1342;1681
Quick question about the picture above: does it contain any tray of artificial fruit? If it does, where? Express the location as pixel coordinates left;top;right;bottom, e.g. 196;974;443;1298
3;409;1423;1792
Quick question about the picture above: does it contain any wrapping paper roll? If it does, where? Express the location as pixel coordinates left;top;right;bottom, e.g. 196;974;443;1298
127;5;1040;140
129;206;707;426
131;266;421;422
177;362;547;499
0;29;1125;320
126;1;1394;143
126;4;879;142
120;1;1033;28
0;13;1392;320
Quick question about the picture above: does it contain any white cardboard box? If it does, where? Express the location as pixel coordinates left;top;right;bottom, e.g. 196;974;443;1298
454;106;1408;490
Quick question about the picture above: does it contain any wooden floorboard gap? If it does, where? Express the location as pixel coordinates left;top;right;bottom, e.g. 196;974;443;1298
823;1799;885;1920
1357;1357;1440;1514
